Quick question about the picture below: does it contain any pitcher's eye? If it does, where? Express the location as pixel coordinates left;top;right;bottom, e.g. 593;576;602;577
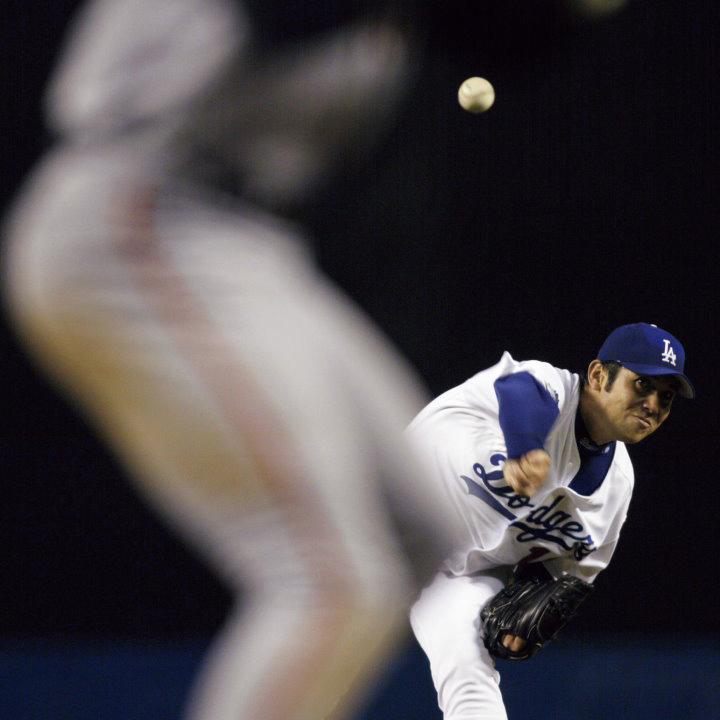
659;391;675;408
635;377;650;392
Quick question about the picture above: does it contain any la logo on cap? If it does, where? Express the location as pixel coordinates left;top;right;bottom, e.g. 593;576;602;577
661;339;677;366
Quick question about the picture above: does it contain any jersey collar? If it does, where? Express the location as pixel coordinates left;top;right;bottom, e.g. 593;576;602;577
574;409;614;456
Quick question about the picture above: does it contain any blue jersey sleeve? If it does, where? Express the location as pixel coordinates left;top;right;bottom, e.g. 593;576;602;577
494;372;559;459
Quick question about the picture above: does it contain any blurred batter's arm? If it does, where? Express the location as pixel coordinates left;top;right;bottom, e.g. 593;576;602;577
239;0;426;46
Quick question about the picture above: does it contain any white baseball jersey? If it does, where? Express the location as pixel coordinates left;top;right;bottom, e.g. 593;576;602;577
408;351;634;582
408;352;635;720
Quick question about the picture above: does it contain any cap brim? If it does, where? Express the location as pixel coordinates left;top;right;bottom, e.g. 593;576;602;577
620;362;695;399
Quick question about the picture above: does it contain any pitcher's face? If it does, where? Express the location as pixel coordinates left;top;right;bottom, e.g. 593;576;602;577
595;367;676;444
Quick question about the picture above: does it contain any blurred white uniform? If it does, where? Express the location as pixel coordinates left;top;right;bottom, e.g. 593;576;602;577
2;1;458;718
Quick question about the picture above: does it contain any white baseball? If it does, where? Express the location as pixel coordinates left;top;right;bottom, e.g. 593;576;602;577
458;77;495;114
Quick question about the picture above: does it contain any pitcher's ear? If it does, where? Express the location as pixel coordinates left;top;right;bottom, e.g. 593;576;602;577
586;359;606;391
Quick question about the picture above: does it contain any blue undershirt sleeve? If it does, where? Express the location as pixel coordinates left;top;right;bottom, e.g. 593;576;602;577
493;372;560;459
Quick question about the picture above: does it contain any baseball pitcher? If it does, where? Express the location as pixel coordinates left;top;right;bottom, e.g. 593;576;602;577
407;323;694;719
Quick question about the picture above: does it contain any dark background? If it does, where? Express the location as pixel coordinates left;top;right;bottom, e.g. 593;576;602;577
2;0;718;650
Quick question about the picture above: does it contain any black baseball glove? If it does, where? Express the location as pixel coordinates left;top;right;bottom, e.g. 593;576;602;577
479;566;594;661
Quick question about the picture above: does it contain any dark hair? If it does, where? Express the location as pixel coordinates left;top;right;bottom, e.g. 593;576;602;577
601;361;623;390
580;361;623;391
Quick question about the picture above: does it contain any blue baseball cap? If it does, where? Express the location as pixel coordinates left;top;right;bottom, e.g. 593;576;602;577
597;323;695;399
